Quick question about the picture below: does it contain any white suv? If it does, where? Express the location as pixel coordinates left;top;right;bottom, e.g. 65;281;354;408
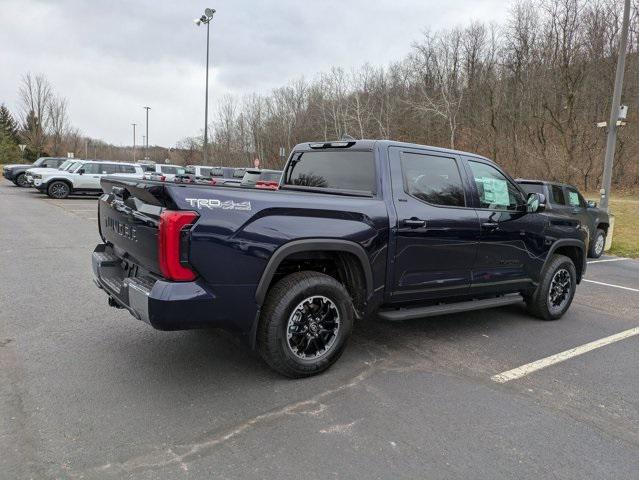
26;159;77;186
34;161;144;199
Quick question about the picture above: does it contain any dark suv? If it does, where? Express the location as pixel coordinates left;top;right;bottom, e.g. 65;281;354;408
517;180;609;258
2;157;67;187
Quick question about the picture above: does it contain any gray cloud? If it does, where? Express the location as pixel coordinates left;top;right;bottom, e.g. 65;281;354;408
1;0;509;146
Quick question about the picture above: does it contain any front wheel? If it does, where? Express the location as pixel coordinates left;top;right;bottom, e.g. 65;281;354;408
15;173;29;188
525;254;577;321
588;229;606;258
47;181;71;199
258;271;354;378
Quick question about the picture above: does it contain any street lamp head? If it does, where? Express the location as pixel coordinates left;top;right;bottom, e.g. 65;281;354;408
194;18;202;26
204;8;216;18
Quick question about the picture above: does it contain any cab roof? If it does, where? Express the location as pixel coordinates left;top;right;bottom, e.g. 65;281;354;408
294;139;493;163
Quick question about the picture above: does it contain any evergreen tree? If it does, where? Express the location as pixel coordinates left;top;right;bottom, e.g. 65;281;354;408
0;130;21;164
0;104;20;143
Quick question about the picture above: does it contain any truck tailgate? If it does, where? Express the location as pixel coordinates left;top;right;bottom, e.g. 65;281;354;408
98;177;168;275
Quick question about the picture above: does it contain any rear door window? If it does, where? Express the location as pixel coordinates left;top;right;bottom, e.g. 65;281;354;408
284;150;376;193
400;152;466;207
99;164;117;174
551;185;566;205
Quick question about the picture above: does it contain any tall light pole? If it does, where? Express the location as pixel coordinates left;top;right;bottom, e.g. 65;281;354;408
143;106;151;160
132;123;137;162
195;8;216;164
600;0;631;212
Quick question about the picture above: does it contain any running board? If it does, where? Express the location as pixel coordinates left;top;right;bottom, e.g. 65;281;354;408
378;294;524;321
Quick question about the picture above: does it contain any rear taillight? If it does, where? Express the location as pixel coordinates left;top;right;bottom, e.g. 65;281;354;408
158;210;199;281
256;181;279;190
209;178;217;185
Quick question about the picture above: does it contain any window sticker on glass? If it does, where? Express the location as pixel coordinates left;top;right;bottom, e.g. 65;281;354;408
568;191;580;206
476;177;510;206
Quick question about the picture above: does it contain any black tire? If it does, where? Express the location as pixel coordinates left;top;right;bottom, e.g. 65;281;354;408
588;228;606;259
525;254;576;321
47;180;71;199
15;173;29;188
258;271;354;378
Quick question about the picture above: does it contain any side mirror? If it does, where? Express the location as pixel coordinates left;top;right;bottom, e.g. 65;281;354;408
78;168;85;175
527;192;546;213
587;200;597;208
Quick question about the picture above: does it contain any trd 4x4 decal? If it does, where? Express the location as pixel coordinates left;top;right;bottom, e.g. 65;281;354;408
185;198;251;211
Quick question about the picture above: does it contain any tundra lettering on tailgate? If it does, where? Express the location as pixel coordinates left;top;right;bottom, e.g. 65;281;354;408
185;198;251;211
105;217;137;242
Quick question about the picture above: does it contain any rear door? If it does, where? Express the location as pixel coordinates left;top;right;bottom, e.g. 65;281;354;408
389;147;480;302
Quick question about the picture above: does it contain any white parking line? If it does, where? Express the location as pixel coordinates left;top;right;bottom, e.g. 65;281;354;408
492;326;639;383
588;258;628;264
582;279;639;293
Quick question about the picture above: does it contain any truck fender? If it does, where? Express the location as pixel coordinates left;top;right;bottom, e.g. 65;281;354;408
254;239;374;306
543;238;587;283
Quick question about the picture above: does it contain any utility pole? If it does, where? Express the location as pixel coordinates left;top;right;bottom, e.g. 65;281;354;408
132;123;137;162
600;0;631;212
195;8;216;164
143;106;151;160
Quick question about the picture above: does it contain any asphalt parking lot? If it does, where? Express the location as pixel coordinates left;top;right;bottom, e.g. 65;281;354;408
1;181;638;480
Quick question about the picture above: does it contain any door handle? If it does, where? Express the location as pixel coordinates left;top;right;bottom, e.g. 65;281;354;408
403;218;426;228
481;221;499;230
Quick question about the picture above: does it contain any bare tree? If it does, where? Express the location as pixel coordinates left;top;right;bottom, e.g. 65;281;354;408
47;95;70;155
18;73;53;155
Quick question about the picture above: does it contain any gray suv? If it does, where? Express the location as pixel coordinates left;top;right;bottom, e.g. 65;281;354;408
517;179;610;258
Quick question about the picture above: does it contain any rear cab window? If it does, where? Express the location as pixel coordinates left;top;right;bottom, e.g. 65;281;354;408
283;150;376;195
518;182;545;196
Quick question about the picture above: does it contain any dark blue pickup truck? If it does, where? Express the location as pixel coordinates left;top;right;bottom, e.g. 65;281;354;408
92;140;587;377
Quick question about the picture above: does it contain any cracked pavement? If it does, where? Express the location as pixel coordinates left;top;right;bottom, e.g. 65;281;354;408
1;181;638;479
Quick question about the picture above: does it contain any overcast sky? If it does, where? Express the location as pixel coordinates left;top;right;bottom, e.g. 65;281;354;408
1;0;509;147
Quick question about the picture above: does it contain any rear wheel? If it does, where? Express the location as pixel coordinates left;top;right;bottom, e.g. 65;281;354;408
588;229;606;258
525;254;576;320
47;181;71;199
258;271;354;378
15;173;29;188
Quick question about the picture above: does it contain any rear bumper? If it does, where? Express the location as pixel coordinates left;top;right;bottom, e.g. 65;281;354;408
92;244;258;333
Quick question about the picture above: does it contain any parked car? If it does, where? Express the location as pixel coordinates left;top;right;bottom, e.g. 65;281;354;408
25;159;78;186
92;139;587;377
241;169;283;189
517;179;610;258
141;164;186;181
2;157;67;187
35;160;144;199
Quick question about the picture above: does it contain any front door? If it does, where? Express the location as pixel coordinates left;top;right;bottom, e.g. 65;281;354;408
75;162;104;189
464;158;546;295
564;185;592;245
389;147;480;303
